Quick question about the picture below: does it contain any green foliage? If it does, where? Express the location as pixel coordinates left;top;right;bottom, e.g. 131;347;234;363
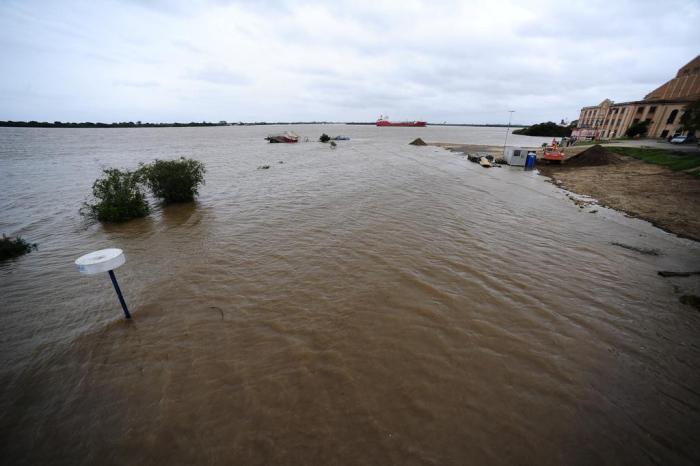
319;133;331;143
83;168;150;222
512;122;572;137
611;147;700;178
680;99;700;132
140;158;206;204
625;120;650;138
0;234;37;260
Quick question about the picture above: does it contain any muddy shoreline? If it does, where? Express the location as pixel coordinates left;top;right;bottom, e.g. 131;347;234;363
537;151;700;242
434;142;700;242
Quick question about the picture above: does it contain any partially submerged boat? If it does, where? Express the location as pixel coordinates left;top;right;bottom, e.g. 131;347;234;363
265;131;299;143
467;153;493;163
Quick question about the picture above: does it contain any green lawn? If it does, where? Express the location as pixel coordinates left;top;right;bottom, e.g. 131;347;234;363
611;147;700;178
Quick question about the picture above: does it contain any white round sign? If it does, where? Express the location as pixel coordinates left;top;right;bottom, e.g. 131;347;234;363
75;248;126;275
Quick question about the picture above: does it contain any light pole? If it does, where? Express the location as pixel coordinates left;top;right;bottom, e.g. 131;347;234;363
503;110;515;156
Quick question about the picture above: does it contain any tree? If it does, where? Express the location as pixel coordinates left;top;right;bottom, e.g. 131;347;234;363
83;169;150;222
512;122;571;137
679;99;700;133
625;120;650;138
140;158;206;204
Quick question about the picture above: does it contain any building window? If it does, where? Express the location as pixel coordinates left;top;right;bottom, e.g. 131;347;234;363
649;106;656;113
667;109;678;124
633;118;640;124
637;107;644;114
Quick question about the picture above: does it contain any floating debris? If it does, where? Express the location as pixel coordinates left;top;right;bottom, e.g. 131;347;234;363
680;295;700;310
658;270;700;278
409;138;427;146
565;193;597;208
611;242;660;256
257;165;270;170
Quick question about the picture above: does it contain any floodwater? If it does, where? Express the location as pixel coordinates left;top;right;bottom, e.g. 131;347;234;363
1;125;700;465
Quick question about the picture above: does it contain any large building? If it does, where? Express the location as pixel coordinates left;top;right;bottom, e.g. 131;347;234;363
573;55;700;139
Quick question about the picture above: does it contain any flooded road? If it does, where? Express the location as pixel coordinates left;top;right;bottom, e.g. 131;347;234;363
1;125;700;465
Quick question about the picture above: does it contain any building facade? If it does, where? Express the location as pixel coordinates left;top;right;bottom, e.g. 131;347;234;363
573;55;699;139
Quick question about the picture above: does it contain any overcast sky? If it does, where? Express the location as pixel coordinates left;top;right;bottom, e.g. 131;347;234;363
1;0;698;124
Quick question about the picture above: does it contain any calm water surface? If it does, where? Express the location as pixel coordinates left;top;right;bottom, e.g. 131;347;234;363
1;125;700;465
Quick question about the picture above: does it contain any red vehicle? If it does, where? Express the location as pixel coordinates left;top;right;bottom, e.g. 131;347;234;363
376;115;427;127
543;139;565;163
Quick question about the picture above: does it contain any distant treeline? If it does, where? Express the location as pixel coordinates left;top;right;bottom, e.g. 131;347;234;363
0;120;228;128
346;122;523;127
1;120;527;128
512;121;572;137
0;120;347;128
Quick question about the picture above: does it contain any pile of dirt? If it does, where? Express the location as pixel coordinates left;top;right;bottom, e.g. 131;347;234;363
565;144;622;167
409;138;427;146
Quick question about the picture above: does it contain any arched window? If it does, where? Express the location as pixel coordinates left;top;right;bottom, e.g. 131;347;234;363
667;109;679;125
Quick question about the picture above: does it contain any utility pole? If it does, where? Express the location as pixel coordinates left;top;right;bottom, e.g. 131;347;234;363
503;110;515;155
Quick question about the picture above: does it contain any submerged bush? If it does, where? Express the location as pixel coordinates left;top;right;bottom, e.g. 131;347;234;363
83;168;150;222
319;133;330;143
0;234;37;260
140;158;206;204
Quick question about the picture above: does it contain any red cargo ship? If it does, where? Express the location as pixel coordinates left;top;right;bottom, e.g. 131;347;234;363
376;115;427;127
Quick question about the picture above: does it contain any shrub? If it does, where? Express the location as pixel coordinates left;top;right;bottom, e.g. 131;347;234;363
625;120;650;138
0;234;37;260
83;168;150;222
140;158;206;204
319;133;330;143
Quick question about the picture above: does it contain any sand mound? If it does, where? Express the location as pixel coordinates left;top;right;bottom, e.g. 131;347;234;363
565;145;622;167
409;138;427;146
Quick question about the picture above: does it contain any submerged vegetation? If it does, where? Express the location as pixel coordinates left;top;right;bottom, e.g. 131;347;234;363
83;169;150;222
513;122;572;137
319;133;331;143
0;234;37;260
81;158;206;223
139;158;206;204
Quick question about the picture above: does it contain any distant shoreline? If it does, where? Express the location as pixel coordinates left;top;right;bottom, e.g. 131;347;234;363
0;120;523;129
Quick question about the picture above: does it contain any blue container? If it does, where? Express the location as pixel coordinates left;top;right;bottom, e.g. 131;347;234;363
525;153;537;170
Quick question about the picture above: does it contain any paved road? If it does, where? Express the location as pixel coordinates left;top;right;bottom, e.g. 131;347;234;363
604;139;700;153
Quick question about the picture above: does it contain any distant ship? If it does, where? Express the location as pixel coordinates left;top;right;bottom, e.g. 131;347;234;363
376;115;427;127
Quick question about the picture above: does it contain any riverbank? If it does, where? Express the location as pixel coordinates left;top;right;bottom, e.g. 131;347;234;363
434;142;700;242
538;146;700;242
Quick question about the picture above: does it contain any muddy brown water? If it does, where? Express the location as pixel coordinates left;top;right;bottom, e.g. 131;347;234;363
1;125;700;465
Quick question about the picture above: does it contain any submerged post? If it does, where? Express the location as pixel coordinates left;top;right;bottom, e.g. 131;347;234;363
75;248;132;319
108;269;131;319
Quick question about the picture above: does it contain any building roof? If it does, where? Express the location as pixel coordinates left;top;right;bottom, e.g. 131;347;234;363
644;54;700;101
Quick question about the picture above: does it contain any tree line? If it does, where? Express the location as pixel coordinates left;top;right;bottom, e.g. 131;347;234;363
0;120;228;128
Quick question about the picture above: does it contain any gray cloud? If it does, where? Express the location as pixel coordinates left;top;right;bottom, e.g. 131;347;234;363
0;0;698;123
